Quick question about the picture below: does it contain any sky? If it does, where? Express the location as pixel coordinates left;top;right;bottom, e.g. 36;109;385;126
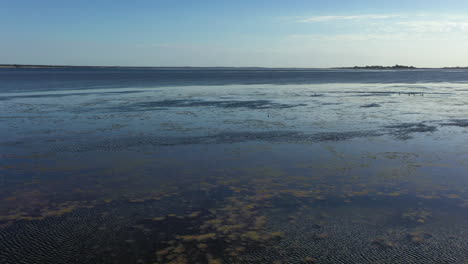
2;0;468;67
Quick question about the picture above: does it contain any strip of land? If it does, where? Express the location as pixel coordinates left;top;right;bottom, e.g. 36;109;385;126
0;64;467;69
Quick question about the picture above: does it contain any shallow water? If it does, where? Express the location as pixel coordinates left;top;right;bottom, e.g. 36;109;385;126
1;68;468;263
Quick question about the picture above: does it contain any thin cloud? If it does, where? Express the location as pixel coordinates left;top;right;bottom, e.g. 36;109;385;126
295;13;468;34
299;14;401;23
397;20;468;33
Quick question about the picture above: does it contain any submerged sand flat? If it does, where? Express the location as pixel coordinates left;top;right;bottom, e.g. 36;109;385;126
1;69;468;263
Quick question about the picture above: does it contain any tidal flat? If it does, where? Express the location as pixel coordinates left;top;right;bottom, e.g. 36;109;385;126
1;68;468;263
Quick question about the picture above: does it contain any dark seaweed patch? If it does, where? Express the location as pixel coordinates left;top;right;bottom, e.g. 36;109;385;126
330;91;452;97
51;130;383;152
440;119;468;127
321;102;342;106
354;92;393;97
0;90;147;101
385;123;437;140
47;122;444;153
14;120;444;153
361;103;381;108
103;99;307;112
309;131;381;141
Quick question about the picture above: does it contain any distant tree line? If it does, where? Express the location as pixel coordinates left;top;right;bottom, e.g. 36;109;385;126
337;64;417;69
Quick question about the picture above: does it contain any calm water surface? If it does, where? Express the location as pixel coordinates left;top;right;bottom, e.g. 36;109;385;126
1;68;468;263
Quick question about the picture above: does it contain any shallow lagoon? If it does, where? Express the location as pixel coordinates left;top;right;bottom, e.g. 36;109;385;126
1;69;468;263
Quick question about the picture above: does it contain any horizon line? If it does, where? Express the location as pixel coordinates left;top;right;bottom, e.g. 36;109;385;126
1;64;468;70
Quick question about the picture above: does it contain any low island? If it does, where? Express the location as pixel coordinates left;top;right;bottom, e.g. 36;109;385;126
336;64;417;69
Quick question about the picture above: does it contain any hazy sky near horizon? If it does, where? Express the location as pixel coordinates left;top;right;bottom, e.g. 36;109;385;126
2;0;468;67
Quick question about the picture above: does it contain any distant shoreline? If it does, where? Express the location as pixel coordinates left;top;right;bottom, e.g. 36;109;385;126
0;64;135;69
0;64;467;70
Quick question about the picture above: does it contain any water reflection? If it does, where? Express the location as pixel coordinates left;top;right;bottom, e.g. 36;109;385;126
1;81;468;263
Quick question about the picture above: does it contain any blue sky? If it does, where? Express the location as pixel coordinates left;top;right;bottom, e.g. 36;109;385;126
2;0;468;67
